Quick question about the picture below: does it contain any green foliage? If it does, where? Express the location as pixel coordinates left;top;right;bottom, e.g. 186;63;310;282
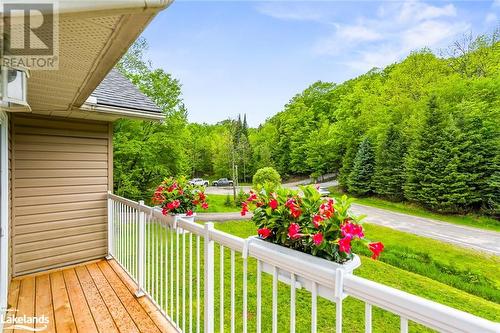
373;125;406;200
113;38;189;201
224;194;232;207
252;167;282;189
347;138;376;196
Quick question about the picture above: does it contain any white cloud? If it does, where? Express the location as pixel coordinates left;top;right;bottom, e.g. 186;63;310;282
312;1;469;73
397;1;456;23
485;12;498;24
493;0;500;8
337;25;383;42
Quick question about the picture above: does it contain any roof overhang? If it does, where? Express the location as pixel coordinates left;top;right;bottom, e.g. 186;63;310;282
79;100;165;121
2;0;171;118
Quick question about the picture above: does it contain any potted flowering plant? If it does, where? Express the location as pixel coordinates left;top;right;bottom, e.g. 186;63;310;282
152;176;209;225
242;184;383;277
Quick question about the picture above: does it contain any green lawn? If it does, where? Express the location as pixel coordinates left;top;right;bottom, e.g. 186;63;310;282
328;186;500;232
204;194;241;213
115;218;499;332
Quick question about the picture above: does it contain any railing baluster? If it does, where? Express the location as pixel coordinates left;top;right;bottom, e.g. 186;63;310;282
176;226;180;327
196;235;200;333
204;223;215;333
136;201;145;297
161;221;165;312
220;245;224;333
189;232;193;333
170;223;174;321
166;223;169;315
183;230;186;331
365;303;372;333
311;281;317;333
242;257;248;333
290;273;296;333
230;250;235;333
272;266;278;333
256;260;262;333
401;317;408;333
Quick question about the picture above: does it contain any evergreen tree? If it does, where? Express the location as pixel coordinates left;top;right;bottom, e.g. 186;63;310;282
373;125;406;200
404;97;470;212
347;138;375;196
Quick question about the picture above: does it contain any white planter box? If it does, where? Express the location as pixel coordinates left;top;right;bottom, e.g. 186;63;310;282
165;213;196;233
248;237;361;301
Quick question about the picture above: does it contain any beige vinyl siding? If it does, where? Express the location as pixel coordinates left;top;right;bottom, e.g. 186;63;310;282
11;114;111;276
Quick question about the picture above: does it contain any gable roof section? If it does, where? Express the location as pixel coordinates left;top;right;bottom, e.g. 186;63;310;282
83;69;163;119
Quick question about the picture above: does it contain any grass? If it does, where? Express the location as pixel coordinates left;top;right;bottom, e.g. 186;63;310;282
118;221;500;333
118;220;499;332
328;186;500;232
204;194;241;213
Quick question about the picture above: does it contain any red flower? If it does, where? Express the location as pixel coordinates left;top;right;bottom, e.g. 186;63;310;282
247;191;258;202
285;198;295;208
312;233;323;246
319;200;334;218
162;207;169;215
186;210;193;216
269;199;278;210
338;236;352;253
288;223;301;239
290;206;302;218
201;202;209;210
313;214;324;228
369;242;384;259
341;222;364;239
241;202;249;216
258;228;272;239
198;192;206;201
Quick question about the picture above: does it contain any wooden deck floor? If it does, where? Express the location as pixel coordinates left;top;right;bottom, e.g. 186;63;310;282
4;259;176;333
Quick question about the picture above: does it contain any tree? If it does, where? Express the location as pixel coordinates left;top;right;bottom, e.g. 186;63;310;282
347;138;376;196
113;38;189;201
372;125;406;201
404;97;470;212
253;167;282;190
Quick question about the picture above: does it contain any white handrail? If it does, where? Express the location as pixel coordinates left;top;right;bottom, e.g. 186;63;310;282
107;193;500;333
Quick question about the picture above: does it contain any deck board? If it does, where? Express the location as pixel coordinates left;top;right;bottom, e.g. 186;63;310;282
4;260;175;333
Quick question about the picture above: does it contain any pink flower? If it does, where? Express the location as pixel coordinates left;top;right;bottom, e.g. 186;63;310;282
341;222;364;239
258;228;272;239
201;202;209;210
288;223;301;240
186;210;193;216
369;242;384;259
313;214;324;228
312;233;323;246
269;199;278;210
338;236;352;253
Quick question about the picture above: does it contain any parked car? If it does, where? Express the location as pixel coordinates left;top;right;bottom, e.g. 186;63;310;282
189;178;209;186
318;187;331;197
212;178;234;187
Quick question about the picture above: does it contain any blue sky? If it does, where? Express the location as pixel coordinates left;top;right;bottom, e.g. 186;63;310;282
142;1;499;126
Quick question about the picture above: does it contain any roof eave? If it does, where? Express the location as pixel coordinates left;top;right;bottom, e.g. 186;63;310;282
80;102;164;121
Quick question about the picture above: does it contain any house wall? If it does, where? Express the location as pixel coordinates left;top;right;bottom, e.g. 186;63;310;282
10;114;112;276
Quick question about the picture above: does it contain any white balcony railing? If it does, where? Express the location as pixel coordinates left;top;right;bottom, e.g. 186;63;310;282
107;193;499;333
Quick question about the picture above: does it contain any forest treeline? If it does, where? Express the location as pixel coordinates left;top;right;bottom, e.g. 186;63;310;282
114;32;499;215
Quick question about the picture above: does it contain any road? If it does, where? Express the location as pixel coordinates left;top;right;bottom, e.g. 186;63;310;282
198;199;500;256
204;180;338;195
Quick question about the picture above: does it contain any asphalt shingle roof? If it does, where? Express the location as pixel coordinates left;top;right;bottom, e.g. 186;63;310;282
90;69;162;114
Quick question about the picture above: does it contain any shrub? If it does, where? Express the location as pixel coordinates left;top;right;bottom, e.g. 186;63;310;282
152;176;209;215
241;185;384;263
252;167;281;189
224;194;232;207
